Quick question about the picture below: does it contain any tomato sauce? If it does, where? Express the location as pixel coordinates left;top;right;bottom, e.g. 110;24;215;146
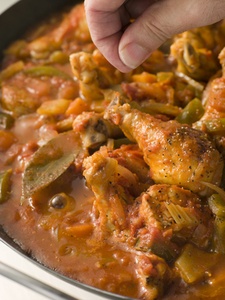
1;2;225;300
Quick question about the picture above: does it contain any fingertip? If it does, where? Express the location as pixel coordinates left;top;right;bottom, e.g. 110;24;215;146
119;42;150;70
116;63;133;73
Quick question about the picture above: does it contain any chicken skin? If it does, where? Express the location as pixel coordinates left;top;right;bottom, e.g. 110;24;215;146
83;147;213;299
83;145;151;238
104;94;223;196
193;48;225;157
128;184;213;259
170;22;225;81
83;147;173;299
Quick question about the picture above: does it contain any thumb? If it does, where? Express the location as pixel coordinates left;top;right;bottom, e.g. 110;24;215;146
119;0;225;70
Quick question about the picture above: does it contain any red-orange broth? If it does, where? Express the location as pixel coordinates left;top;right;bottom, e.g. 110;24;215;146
1;2;225;300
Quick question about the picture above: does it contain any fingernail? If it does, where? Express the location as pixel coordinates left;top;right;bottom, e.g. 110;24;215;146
119;43;150;69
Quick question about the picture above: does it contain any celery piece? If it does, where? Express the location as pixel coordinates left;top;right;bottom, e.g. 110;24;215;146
130;100;181;117
49;51;69;64
141;100;181;117
24;66;72;81
195;118;225;133
214;217;225;254
0;169;12;204
175;72;205;92
175;244;219;284
208;194;225;217
165;203;198;227
176;98;204;124
0;61;24;83
0;112;14;129
156;72;174;84
208;194;225;253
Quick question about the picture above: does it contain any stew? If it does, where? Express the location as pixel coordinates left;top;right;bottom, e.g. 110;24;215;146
1;2;225;299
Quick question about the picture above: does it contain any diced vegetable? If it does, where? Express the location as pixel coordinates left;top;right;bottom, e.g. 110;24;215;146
176;98;204;124
65;97;89;116
0;169;12;204
56;117;74;132
0;61;24;83
64;223;93;237
37;99;72;116
132;72;157;83
175;243;219;284
130;100;182;117
24;66;72;81
208;194;225;217
195;118;225;133
175;71;205;92
0;130;16;151
201;181;225;201
142;100;182;117
156;72;174;84
165;203;198;228
0;112;14;129
208;194;225;253
49;51;69;64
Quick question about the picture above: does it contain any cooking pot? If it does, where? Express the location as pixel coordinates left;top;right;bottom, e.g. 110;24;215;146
0;1;132;299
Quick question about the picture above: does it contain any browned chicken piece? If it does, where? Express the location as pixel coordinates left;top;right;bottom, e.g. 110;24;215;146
170;22;225;81
128;184;213;261
83;147;174;299
193;48;225;156
219;46;225;75
201;77;225;120
198;47;225;119
83;147;213;257
104;94;224;196
83;148;212;298
70;51;104;101
108;144;152;186
83;145;150;239
134;252;172;300
70;50;128;102
73;111;123;150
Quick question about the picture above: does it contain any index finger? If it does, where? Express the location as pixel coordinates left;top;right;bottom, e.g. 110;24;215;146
84;0;132;72
85;0;126;13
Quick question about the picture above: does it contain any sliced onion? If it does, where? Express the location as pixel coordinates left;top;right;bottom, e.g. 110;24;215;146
201;181;225;201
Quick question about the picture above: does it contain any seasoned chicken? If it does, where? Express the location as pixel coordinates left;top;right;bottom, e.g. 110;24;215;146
83;146;143;238
70;50;128;102
73;111;122;150
107;144;152;186
170;22;225;81
104;94;224;196
134;252;172;300
83;148;213;299
193;48;225;156
128;184;213;260
83;147;175;299
83;146;213;257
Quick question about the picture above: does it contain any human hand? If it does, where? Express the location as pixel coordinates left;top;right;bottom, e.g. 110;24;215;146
84;0;225;72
